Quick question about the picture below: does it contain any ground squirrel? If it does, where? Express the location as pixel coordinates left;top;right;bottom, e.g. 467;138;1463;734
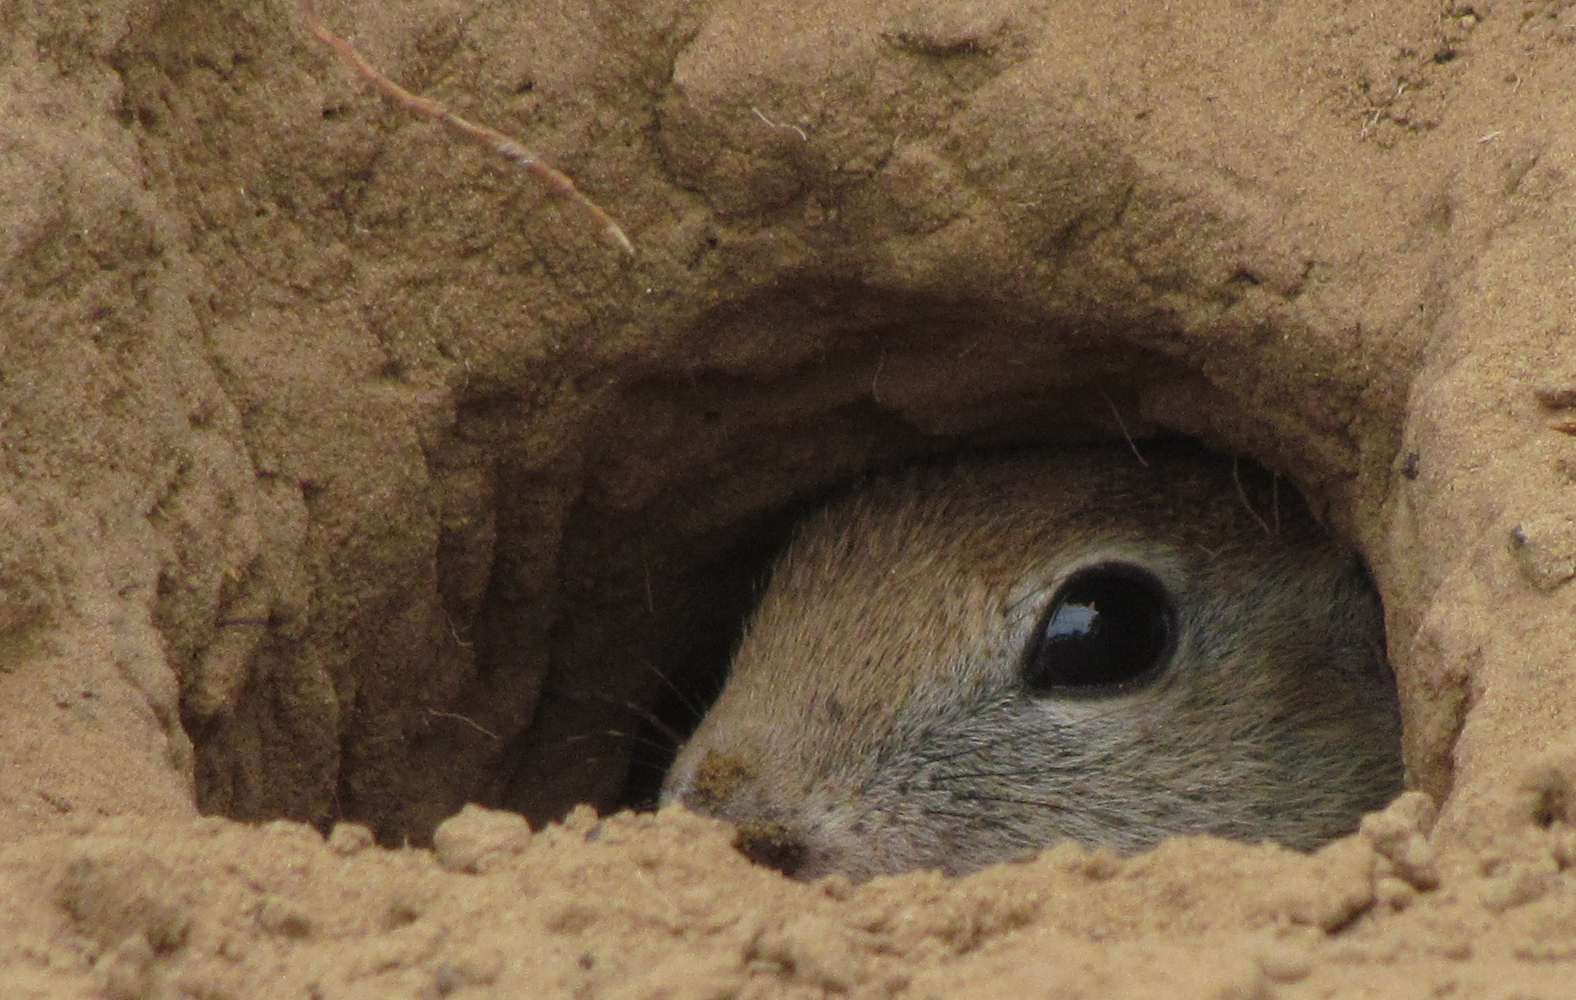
663;447;1403;880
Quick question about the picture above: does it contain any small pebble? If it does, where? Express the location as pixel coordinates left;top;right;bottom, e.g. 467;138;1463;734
1255;940;1313;983
327;823;376;856
433;804;533;874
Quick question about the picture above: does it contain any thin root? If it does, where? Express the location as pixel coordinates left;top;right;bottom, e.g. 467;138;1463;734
1098;390;1148;468
300;0;634;256
426;709;501;740
1232;457;1274;537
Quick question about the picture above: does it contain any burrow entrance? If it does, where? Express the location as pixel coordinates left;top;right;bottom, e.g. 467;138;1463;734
183;278;1399;846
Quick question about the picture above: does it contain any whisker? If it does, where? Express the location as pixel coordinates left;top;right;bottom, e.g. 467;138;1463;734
634;659;709;727
548;688;687;747
616;702;686;748
573;728;679;757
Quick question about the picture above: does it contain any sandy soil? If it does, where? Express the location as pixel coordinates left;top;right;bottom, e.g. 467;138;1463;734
3;0;1576;995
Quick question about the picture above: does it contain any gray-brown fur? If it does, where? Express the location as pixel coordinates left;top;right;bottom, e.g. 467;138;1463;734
663;448;1404;881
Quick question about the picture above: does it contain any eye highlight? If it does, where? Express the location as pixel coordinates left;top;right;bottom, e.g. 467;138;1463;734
1022;563;1176;695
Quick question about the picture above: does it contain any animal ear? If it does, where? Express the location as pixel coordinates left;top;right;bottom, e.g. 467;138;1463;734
1021;563;1176;695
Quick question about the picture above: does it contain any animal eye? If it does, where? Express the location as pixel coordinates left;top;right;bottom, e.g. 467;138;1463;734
1022;563;1175;694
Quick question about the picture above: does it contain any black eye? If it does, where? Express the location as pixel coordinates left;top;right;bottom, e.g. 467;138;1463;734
1022;563;1175;695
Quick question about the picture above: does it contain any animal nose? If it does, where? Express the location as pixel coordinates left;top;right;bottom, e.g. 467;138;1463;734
732;822;810;878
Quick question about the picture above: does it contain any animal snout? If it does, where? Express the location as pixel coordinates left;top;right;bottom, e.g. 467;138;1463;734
666;747;831;878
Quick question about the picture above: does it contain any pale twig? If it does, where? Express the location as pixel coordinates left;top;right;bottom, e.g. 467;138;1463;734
299;0;634;256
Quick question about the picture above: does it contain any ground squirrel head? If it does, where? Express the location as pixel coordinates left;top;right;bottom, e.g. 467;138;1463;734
662;447;1403;880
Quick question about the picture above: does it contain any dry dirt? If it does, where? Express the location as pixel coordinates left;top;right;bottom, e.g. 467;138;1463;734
3;0;1576;996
